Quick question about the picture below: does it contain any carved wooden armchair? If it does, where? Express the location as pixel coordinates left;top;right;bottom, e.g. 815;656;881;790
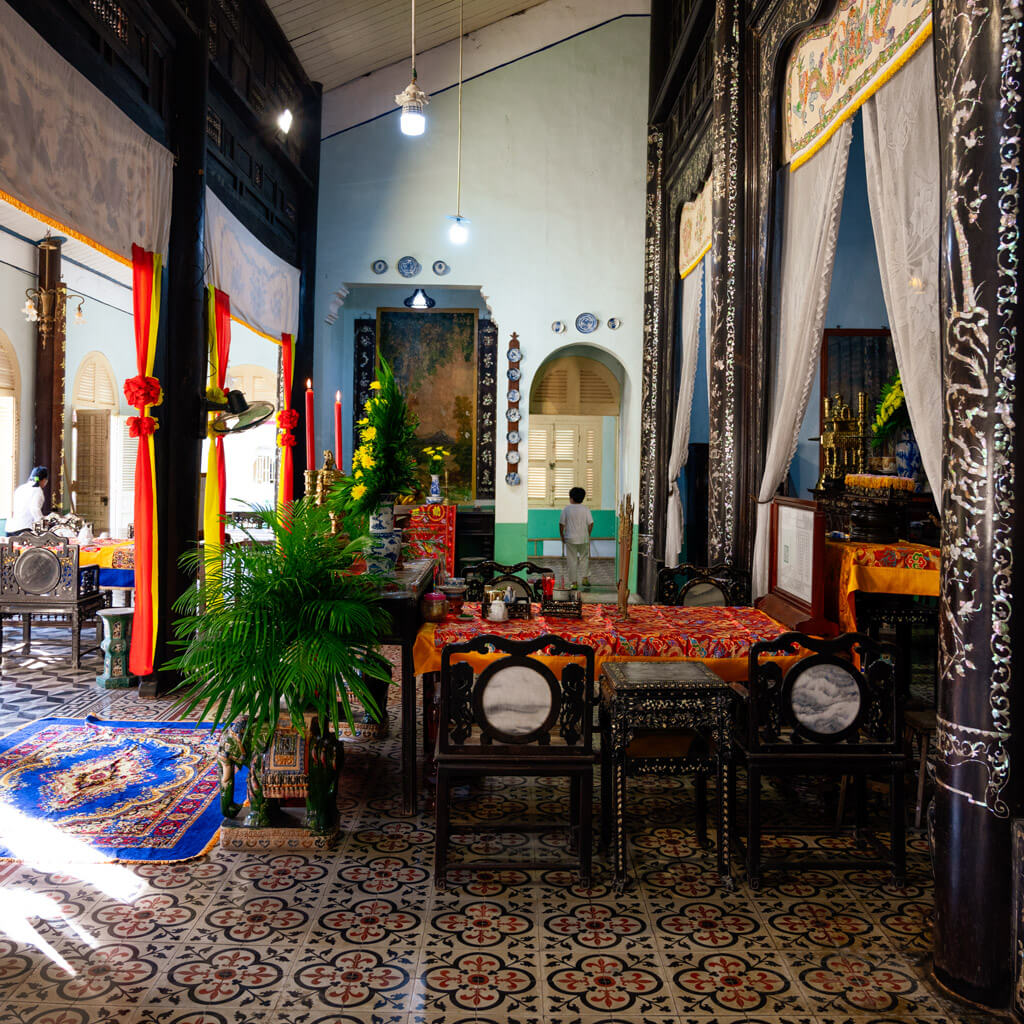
1;532;109;667
656;562;751;607
732;631;906;888
435;634;596;889
464;560;555;601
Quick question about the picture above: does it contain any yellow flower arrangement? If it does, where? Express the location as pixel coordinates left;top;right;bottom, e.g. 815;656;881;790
361;426;377;442
350;483;367;501
369;380;382;391
871;372;911;451
423;445;451;475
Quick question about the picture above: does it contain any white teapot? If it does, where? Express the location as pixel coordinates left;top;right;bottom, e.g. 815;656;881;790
486;600;509;622
77;523;94;545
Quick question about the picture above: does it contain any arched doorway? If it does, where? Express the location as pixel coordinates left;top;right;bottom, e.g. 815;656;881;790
527;348;624;592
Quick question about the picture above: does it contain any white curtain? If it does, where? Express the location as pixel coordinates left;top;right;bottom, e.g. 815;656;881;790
752;123;852;598
665;260;704;566
205;188;301;340
862;40;941;508
0;5;172;259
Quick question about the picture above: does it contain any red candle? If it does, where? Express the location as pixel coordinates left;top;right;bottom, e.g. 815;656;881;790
334;391;343;470
304;379;315;469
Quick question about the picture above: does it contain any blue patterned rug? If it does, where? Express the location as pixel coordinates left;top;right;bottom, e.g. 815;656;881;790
0;716;245;862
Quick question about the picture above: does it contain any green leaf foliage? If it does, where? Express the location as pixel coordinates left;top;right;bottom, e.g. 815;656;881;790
330;356;419;516
164;498;394;750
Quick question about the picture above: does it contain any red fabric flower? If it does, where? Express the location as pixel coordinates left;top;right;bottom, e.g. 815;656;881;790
128;415;159;438
276;409;300;430
124;375;163;409
277;432;297;448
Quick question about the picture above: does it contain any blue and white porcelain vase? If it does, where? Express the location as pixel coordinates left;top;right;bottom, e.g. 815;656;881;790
426;474;442;504
894;429;924;491
368;494;397;535
366;528;402;573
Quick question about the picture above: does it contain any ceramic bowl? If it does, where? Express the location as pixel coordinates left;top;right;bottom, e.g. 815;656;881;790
552;588;572;601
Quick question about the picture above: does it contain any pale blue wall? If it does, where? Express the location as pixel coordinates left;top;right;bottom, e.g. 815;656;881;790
789;113;889;498
315;16;650;554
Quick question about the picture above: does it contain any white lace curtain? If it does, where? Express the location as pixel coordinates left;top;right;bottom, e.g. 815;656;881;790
752;123;852;599
0;5;172;259
862;40;941;507
665;260;704;566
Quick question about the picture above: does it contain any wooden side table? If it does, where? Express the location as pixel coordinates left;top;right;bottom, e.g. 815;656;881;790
600;660;736;890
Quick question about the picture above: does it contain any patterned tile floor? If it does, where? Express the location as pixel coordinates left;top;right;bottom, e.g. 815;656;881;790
0;634;996;1024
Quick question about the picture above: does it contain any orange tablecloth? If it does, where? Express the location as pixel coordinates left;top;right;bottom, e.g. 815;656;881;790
825;540;940;633
413;603;791;682
79;539;135;570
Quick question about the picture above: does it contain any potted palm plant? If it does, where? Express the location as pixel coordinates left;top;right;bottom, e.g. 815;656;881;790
165;498;394;836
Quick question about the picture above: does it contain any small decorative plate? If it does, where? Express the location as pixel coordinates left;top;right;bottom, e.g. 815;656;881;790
552;320;566;333
507;347;522;363
506;408;521;422
505;471;521;485
432;260;450;276
506;450;521;464
608;317;622;330
371;259;388;274
507;430;521;444
506;367;521;382
397;256;421;278
507;388;521;403
575;312;598;334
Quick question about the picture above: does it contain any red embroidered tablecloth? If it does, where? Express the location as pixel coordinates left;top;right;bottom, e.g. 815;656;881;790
414;603;790;682
403;504;456;577
824;540;940;632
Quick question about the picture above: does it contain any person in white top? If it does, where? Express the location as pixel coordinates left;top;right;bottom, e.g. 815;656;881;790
559;486;594;590
6;466;48;534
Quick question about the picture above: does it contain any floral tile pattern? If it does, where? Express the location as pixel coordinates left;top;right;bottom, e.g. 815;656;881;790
0;665;983;1023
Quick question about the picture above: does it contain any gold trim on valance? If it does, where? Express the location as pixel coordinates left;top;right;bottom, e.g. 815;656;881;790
678;175;713;280
784;0;932;171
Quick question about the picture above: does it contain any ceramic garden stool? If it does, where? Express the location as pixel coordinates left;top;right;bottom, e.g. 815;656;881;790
95;606;134;689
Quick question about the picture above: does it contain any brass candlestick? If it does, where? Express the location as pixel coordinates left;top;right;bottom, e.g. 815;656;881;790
305;450;348;541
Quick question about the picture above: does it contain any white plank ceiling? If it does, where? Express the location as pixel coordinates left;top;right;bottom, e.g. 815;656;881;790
266;0;551;91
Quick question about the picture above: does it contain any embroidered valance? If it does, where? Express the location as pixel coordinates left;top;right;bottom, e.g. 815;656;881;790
784;0;932;171
0;6;172;262
678;175;713;280
204;188;301;343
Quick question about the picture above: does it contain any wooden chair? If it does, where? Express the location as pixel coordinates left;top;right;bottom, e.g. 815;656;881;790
434;633;596;889
464;560;554;601
732;631;906;888
0;532;109;667
657;562;750;607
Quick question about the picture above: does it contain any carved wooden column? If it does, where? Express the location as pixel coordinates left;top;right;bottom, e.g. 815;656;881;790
31;235;66;510
638;127;665;600
932;0;1022;1006
707;0;744;564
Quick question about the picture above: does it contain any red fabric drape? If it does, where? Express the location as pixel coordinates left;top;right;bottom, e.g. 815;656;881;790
205;288;231;547
278;333;295;506
127;245;162;676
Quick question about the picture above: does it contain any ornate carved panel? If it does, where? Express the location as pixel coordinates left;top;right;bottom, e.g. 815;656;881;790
352;319;376;444
476;321;498;500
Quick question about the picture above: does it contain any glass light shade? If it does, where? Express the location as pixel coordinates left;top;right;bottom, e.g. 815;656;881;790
276;108;294;134
447;215;470;245
73;304;86;326
400;106;426;136
22;298;36;322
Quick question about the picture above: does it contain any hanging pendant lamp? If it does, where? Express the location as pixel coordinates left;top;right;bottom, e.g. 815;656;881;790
395;0;429;135
447;0;470;243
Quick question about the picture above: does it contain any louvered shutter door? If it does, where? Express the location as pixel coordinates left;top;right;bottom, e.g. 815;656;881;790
0;396;15;519
551;425;578;507
580;419;602;505
109;415;136;537
74;409;110;531
527;419;551;503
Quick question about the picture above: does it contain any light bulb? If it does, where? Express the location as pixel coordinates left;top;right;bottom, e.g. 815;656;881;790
410;289;428;308
276;108;293;134
448;215;469;245
400;107;426;136
22;299;36;322
73;303;86;326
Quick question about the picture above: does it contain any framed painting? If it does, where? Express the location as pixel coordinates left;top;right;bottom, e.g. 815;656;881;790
377;308;479;502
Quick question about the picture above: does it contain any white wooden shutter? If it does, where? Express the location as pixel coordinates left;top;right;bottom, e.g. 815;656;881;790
74;409;111;531
0;395;16;520
527;415;604;508
109;415;136;537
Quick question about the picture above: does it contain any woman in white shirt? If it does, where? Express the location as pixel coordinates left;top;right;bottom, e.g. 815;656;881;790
6;466;48;534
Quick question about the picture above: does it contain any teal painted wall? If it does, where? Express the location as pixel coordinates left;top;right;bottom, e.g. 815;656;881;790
527;508;617;540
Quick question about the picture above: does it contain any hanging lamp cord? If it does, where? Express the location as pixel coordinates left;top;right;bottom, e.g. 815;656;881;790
456;0;464;217
411;0;417;81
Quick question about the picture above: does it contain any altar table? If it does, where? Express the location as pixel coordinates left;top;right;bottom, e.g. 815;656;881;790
79;539;135;589
824;540;940;633
413;603;790;682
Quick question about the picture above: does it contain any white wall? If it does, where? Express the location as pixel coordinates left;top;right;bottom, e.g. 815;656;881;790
316;15;650;534
0;256;37;484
